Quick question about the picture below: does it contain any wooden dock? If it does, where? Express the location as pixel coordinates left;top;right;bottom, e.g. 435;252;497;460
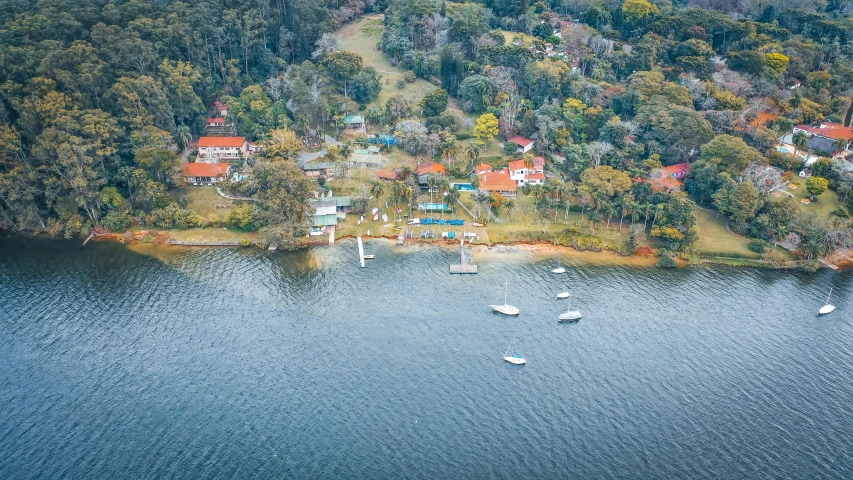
397;229;406;245
450;239;477;274
357;236;365;268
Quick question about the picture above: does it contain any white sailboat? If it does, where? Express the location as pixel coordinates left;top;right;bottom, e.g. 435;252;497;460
551;255;565;274
819;287;836;315
556;280;570;298
559;293;582;322
489;282;520;315
503;337;526;365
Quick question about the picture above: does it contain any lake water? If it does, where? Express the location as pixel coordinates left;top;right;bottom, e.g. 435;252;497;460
1;235;852;479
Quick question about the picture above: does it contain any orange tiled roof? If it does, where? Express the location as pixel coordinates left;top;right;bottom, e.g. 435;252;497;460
795;122;853;141
417;162;446;175
526;172;546;181
508;135;533;147
197;136;246;147
475;163;493;174
183;162;229;177
508;159;528;171
207;117;225;123
480;169;517;192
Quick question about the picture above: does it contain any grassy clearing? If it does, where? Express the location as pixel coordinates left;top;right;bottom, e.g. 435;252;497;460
693;208;758;257
171;186;243;218
779;177;841;217
335;15;436;106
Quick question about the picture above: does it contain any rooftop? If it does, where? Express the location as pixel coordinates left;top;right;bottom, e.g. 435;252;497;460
475;163;493;174
479;169;517;192
417;162;446;175
183;162;229;177
508;135;533;147
795;122;853;141
197;136;246;148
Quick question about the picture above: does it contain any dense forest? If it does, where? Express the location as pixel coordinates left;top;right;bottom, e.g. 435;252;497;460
1;0;852;258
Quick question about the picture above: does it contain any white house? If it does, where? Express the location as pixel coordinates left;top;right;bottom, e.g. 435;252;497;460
196;136;248;162
508;159;545;186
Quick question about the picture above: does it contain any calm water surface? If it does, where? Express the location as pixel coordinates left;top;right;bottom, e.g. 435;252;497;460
1;236;852;479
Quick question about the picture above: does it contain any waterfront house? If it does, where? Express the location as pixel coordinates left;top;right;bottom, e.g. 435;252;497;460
183;162;230;184
507;135;534;154
478;169;517;197
417;162;447;176
196;136;248;162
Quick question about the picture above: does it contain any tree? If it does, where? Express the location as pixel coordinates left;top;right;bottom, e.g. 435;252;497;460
805;176;829;200
580;166;632;207
728;180;763;227
320;51;363;96
792;131;809;157
699;135;763;174
420;89;449;117
764;53;789;76
622;0;659;22
266;128;303;162
474;113;499;145
349;67;382;104
458;75;497;112
252;160;316;247
385;96;410;125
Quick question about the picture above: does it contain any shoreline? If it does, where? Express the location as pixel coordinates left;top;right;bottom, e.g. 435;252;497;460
3;229;837;271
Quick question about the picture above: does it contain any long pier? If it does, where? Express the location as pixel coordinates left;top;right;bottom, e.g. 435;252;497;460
450;239;477;274
397;228;406;245
357;236;365;267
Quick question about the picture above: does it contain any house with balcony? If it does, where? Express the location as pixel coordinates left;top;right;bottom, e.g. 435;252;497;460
508;159;545;186
478;169;517;197
196;136;248;163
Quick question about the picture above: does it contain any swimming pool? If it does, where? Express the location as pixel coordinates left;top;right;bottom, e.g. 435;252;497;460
776;146;790;153
418;203;450;211
452;182;475;191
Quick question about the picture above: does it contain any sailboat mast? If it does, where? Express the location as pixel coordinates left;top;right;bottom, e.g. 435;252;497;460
827;287;833;304
504;282;508;306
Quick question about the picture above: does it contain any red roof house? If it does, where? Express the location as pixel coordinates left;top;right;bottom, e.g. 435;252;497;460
375;169;398;180
417;161;447;176
793;122;853;144
650;163;690;191
508;135;534;153
197;136;247;148
479;169;518;196
183;162;230;184
475;163;493;175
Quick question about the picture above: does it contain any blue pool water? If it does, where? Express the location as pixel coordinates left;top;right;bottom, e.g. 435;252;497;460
452;183;475;191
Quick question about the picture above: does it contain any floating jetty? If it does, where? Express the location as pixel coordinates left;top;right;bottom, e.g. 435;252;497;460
450;239;477;274
357;236;365;268
397;228;406;245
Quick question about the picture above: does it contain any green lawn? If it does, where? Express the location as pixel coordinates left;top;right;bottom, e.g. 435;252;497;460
171;186;243;218
335;15;436;106
693;207;758;257
163;227;258;243
781;177;841;217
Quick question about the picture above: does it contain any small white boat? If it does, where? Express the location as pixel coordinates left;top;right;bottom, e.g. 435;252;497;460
819;287;836;315
559;293;582;322
551;255;565;274
363;254;376;260
489;282;520;316
556;291;570;299
503;337;526;365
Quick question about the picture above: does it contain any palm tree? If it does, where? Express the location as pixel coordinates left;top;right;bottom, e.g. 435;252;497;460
445;186;460;218
175;125;192;151
370;181;385;210
465;142;481;171
426;173;440;214
792;131;809;157
391;181;408;222
651;203;665;229
503;198;515;222
629;200;641;226
605;201;619;230
404;185;414;219
437;176;451;218
832;137;849;156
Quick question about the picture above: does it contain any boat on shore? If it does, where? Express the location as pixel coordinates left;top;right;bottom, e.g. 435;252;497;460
490;282;520;316
503;337;526;365
363;254;376;260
